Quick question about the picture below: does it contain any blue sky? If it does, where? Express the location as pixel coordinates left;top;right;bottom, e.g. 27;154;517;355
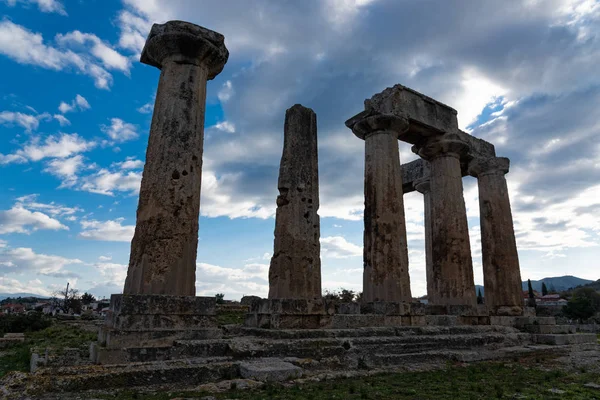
0;0;599;300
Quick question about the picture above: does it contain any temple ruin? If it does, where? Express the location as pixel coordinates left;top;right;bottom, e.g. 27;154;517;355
22;20;596;395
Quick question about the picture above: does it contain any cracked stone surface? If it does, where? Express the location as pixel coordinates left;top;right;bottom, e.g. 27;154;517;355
123;21;228;295
269;105;322;300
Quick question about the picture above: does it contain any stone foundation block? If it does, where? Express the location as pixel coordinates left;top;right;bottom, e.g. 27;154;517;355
330;315;387;329
239;360;302;382
360;302;411;315
251;299;334;315
335;302;361;314
525;325;577;334
108;313;216;330
494;306;523;316
490;316;518;326
425;315;458;326
111;294;216;315
533;333;597;345
101;327;222;348
514;316;556;328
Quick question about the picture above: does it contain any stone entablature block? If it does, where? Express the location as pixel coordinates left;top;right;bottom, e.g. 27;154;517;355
365;84;458;138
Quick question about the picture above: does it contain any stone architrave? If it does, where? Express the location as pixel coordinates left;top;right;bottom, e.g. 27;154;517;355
413;165;434;300
469;157;522;313
414;134;476;306
347;113;412;302
269;105;322;299
123;21;229;295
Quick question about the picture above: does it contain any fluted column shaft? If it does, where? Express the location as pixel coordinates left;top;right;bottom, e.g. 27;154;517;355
469;157;522;313
124;21;229;295
415;134;476;306
350;114;412;302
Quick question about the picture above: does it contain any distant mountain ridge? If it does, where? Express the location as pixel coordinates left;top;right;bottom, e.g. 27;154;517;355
0;293;49;301
475;275;594;296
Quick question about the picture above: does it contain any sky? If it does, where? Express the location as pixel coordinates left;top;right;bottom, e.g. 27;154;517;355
0;0;599;301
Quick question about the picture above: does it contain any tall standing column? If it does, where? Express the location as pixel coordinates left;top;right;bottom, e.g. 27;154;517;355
414;171;434;300
348;114;412;302
414;134;476;306
123;21;229;295
468;157;522;313
269;105;322;299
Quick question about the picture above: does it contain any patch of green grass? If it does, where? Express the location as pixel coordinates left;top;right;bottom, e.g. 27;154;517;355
216;310;246;326
0;322;97;378
94;361;600;400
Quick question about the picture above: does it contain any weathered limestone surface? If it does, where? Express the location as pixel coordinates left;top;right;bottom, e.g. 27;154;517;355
365;84;458;139
124;21;228;295
401;135;496;193
415;134;476;306
346;113;412;302
269;105;321;299
469;157;523;313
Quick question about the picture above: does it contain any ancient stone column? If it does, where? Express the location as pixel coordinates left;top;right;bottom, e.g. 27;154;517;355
123;21;229;295
468;157;523;314
269;105;322;299
414;134;476;306
349;114;412;302
414;169;434;300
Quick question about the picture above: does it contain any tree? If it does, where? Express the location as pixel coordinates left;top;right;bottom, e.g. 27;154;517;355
477;288;484;304
81;292;96;305
563;288;600;321
541;282;548;296
339;288;356;303
215;293;225;304
527;279;536;308
51;285;82;314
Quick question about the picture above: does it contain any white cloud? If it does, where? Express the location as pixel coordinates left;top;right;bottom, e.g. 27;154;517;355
0;20;123;89
14;194;81;217
213;121;235;133
0;246;81;276
55;31;131;73
0;277;52;297
3;0;66;15
98;255;112;261
112;158;144;170
18;133;95;162
58;94;90;114
137;102;153;114
80;168;142;196
0;110;50;132
320;236;362;258
218;80;234;102
196;262;269;300
0;205;68;234
94;262;127;287
79;218;134;242
116;9;152;55
53;114;70;126
101;118;138;142
43;155;85;187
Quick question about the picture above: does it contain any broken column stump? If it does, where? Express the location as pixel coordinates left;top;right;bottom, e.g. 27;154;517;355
268;104;322;300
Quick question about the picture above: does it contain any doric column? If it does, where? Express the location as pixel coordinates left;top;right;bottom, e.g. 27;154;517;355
414;169;434;300
269;105;322;299
414;134;476;306
350;114;412;302
123;21;229;295
468;157;522;313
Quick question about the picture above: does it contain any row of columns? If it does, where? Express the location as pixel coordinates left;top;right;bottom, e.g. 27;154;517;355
349;115;522;312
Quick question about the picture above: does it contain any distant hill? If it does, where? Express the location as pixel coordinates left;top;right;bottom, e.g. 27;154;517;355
521;276;594;293
0;293;49;301
476;276;595;296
